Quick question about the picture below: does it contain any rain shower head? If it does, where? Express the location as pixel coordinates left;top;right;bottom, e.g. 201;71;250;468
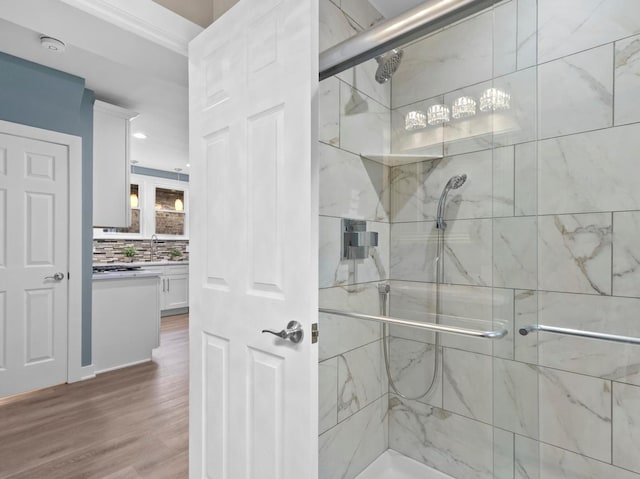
374;48;404;84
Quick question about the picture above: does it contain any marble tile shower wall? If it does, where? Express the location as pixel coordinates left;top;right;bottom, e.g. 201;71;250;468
318;1;391;478
386;0;640;478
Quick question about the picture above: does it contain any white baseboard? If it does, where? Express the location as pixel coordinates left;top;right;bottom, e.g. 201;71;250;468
95;358;152;375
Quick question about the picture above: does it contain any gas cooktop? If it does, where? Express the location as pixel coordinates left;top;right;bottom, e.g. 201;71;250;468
93;265;143;273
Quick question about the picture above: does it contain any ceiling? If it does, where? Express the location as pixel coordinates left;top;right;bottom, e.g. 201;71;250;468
0;0;425;173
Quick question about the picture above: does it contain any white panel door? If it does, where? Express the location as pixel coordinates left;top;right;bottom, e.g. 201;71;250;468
0;132;69;398
188;0;319;478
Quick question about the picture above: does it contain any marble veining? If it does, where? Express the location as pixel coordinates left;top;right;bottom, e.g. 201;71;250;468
613;382;640;474
442;348;492;423
537;292;640;385
388;397;493;479
338;340;387;421
538;0;640;63
493;216;537;290
319;396;388;479
613;211;640;297
493;358;539;439
615;35;640;126
538;213;612;295
319;358;338;434
538;367;612;462
539;442;640;479
538;45;613;139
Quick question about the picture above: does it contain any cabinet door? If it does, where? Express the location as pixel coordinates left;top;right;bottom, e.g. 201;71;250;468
164;273;188;309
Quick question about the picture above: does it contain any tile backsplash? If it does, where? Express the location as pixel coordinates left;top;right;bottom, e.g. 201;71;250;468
93;239;189;263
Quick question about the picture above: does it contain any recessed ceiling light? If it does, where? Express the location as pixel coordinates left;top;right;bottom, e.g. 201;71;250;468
132;132;147;139
40;36;66;53
186;163;191;168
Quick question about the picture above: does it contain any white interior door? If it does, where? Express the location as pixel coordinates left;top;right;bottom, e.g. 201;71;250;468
0;132;69;398
188;0;319;477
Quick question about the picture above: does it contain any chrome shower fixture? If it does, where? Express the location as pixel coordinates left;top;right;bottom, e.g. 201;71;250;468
374;48;404;84
436;174;467;230
341;219;378;260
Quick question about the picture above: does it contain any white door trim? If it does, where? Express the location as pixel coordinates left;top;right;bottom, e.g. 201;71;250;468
0;120;88;384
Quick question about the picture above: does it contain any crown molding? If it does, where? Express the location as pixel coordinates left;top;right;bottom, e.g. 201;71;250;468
58;0;203;56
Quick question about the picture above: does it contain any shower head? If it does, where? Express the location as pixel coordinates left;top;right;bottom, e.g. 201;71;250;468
436;174;468;229
446;174;467;190
374;49;404;84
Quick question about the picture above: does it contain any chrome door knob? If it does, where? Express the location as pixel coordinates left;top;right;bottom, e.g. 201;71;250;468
45;272;65;281
262;321;304;343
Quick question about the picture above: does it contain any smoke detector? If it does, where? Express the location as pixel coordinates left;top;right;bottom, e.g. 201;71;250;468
40;36;66;53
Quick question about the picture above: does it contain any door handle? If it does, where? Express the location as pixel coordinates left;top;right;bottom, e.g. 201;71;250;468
45;272;65;281
262;321;304;344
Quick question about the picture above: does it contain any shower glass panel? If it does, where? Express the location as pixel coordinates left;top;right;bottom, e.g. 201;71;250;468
318;0;640;478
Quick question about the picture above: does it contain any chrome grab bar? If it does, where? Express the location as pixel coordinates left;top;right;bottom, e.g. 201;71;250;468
319;308;508;340
519;325;640;345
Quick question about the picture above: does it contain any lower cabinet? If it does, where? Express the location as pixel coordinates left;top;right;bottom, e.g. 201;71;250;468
147;264;189;313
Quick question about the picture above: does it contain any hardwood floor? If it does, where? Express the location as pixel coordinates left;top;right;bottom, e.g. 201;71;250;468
0;314;189;479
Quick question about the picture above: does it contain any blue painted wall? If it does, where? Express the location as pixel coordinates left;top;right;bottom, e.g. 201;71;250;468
0;52;95;366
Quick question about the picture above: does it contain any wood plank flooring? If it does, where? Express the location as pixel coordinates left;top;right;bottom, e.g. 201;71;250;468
0;314;189;479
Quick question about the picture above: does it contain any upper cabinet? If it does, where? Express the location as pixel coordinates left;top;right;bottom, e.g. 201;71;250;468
94;173;189;240
93;100;137;228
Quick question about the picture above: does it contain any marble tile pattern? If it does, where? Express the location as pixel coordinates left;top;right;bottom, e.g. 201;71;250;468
388;396;494;479
613;211;640;297
539;442;640;479
514;289;538;364
516;0;537;69
319;142;390;222
442;348;493;423
493;358;538;438
390;150;496;223
537;0;640;63
615;35;640;126
340;82;391;157
539;123;640;215
492;66;537;148
538;213;612;295
514;435;539;479
492;0;517;77
319;396;388;479
390;219;492;287
513;141;536;217
319;216;389;289
390;10;494;108
319;77;340;146
538;45;613;139
613;382;640;474
387;337;442;408
337;340;387;421
537;292;640;385
493;216;537;290
319;358;338;434
493;428;515;479
492;146;515;218
538;367;612;462
318;283;382;361
492;288;514;361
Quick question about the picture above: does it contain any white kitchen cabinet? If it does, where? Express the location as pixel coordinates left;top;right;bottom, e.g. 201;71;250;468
144;263;189;313
93;100;137;228
161;265;189;311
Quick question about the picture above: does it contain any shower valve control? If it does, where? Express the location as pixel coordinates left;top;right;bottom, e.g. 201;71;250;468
341;219;379;260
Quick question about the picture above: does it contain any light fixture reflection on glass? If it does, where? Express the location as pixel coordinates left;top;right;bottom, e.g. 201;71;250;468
479;88;511;112
130;193;139;208
132;132;147;139
427;104;451;125
175;198;184;211
452;96;477;119
404;110;427;131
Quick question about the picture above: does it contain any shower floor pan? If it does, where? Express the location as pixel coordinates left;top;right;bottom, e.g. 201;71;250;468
355;449;454;479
